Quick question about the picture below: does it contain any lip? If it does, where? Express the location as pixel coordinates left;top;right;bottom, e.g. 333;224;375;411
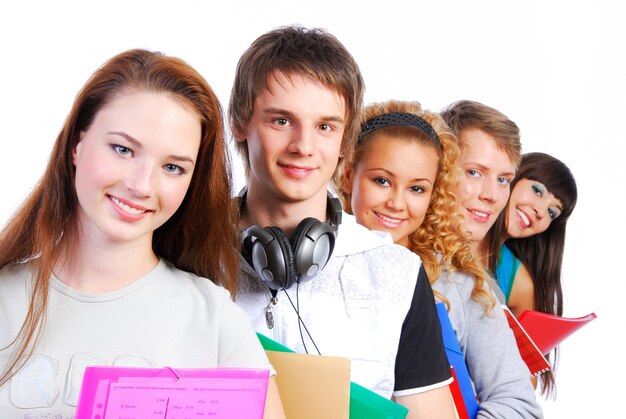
516;208;532;229
279;162;316;179
108;195;151;221
373;211;405;229
466;207;491;223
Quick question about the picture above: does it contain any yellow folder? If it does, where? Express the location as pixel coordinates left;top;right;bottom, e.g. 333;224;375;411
266;350;351;419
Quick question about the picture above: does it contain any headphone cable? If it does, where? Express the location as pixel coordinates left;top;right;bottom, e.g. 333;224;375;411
283;281;321;355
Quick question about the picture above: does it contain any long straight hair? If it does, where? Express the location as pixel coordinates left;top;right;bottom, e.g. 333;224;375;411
487;152;577;397
0;49;239;386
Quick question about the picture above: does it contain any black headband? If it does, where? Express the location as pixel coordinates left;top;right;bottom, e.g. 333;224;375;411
358;112;440;144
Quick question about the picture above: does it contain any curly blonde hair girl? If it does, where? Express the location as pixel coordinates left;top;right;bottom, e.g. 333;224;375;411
335;100;495;312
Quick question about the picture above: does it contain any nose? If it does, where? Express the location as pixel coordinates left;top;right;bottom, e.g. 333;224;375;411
386;188;405;211
478;179;497;203
288;125;314;156
126;160;157;198
534;200;549;219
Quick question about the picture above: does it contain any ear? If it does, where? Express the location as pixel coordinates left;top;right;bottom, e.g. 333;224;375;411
342;165;354;194
72;131;86;165
232;126;248;143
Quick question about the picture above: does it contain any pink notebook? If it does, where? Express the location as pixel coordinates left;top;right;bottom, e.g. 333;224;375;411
76;366;270;419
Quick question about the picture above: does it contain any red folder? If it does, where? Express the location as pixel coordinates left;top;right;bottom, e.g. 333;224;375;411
517;310;597;355
448;366;470;419
503;307;551;376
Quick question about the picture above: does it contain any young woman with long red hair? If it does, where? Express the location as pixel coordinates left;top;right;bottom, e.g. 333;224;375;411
0;49;284;418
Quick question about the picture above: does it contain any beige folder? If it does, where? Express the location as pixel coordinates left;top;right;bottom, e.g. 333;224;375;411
266;350;351;419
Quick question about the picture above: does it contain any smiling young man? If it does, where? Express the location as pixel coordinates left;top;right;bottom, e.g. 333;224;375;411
441;100;521;263
229;26;455;419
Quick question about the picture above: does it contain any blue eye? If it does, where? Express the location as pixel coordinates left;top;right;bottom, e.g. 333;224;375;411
112;145;132;156
548;208;559;220
164;164;184;175
532;184;544;196
466;169;479;177
497;177;510;186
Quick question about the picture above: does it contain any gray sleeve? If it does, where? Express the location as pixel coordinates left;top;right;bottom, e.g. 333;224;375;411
435;272;544;419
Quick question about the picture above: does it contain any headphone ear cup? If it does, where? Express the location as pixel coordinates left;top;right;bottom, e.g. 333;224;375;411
242;225;296;291
291;217;336;282
266;226;297;290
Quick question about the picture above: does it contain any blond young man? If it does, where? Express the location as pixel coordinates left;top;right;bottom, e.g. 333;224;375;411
441;100;521;263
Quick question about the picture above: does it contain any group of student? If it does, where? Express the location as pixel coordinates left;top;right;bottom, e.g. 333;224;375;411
0;25;577;419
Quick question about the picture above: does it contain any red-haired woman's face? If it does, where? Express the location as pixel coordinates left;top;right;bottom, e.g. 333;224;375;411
72;90;201;246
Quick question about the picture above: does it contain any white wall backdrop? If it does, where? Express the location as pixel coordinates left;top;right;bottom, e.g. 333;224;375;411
1;1;622;416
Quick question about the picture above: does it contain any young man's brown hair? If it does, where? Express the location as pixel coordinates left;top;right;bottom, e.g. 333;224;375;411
228;25;365;186
440;100;522;167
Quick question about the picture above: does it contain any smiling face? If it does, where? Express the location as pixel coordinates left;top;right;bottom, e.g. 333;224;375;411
455;128;516;244
506;178;563;238
344;135;439;247
72;90;201;247
237;71;346;212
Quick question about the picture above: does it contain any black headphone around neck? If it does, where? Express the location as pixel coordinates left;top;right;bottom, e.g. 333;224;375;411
239;187;342;291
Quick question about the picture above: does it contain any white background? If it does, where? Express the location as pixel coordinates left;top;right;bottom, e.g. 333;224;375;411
0;1;622;416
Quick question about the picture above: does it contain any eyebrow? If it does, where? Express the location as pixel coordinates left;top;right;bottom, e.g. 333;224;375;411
262;107;345;125
366;167;434;185
107;131;196;165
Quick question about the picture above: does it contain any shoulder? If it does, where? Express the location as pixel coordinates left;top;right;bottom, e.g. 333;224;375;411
159;259;232;303
333;213;420;272
0;262;32;341
433;268;477;301
497;244;521;273
334;213;394;254
0;261;33;290
338;243;421;289
501;243;516;259
508;262;535;315
0;260;30;277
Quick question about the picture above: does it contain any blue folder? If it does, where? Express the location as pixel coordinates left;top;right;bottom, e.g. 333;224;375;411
436;302;479;419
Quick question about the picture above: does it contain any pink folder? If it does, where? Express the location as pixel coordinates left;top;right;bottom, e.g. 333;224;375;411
76;366;269;419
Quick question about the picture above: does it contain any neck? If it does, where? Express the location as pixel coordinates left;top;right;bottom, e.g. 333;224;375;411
54;225;158;293
241;186;328;237
470;239;490;267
